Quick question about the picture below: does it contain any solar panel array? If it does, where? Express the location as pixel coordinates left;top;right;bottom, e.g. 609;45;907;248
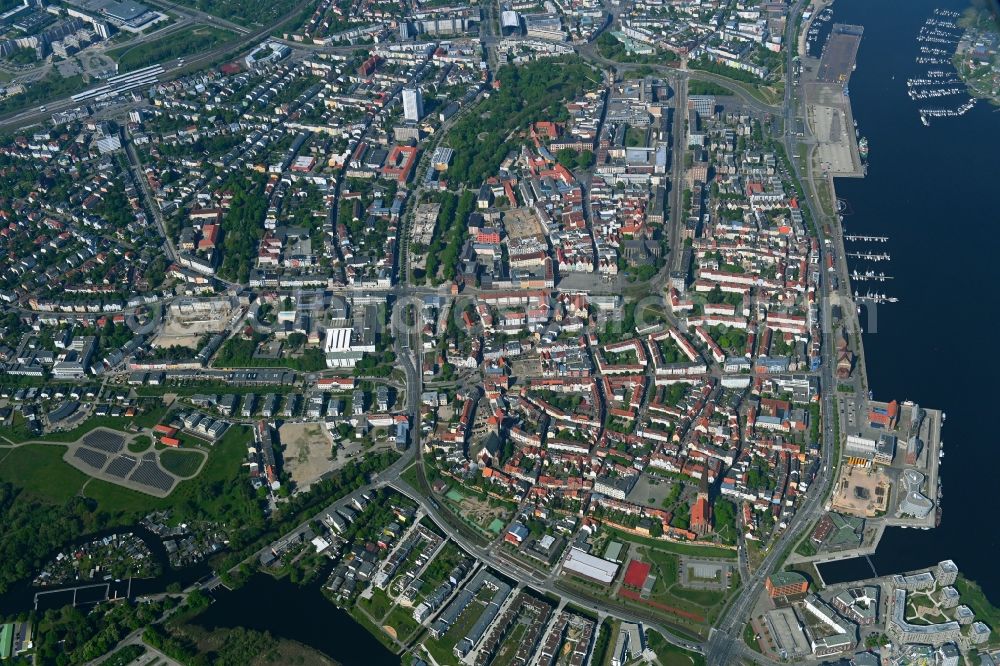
82;430;125;453
130;461;174;492
74;447;107;469
106;455;138;479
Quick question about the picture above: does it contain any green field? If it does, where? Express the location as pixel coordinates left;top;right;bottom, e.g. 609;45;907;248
383;604;421;642
637;546;726;610
423;599;486;666
0;444;89;503
400;462;421;491
167;0;302;27
556;539;737;641
160;449;205;477
669;585;726;606
955;575;1000;637
128;436;152;454
358;588;393;620
644;547;680;587
347;604;399;653
109;25;236;72
417;542;465;597
490;621;526;666
0;72;86;116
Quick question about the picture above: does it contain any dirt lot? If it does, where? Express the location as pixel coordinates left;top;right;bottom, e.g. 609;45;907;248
152;304;233;348
279;422;334;490
503;208;546;241
831;464;890;517
510;355;543;378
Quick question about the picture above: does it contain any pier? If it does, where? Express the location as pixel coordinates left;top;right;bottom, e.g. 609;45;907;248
855;293;899;304
846;252;890;261
850;271;893;282
844;234;889;242
34;583;110;610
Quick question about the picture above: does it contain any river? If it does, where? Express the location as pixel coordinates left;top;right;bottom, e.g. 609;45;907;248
815;0;1000;601
194;571;399;666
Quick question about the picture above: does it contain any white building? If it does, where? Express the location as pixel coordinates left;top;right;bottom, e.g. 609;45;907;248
402;87;423;122
324;327;365;368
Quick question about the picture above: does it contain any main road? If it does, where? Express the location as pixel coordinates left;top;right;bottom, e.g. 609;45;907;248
704;1;847;663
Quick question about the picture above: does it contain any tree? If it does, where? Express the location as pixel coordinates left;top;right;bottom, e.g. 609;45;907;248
649;520;663;537
146;255;167;288
556;148;579;170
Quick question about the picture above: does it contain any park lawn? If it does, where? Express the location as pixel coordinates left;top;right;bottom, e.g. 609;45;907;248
160;449;205;477
358;587;394;621
383;604;421;642
128;436;152;454
647;629;706;666
0;444;87;503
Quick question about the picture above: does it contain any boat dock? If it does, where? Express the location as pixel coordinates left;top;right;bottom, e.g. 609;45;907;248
34;583;110;610
847;252;890;262
850;271;893;282
844;234;889;242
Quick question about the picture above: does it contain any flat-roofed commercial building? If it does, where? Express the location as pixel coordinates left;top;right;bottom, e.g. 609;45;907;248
561;547;619;585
